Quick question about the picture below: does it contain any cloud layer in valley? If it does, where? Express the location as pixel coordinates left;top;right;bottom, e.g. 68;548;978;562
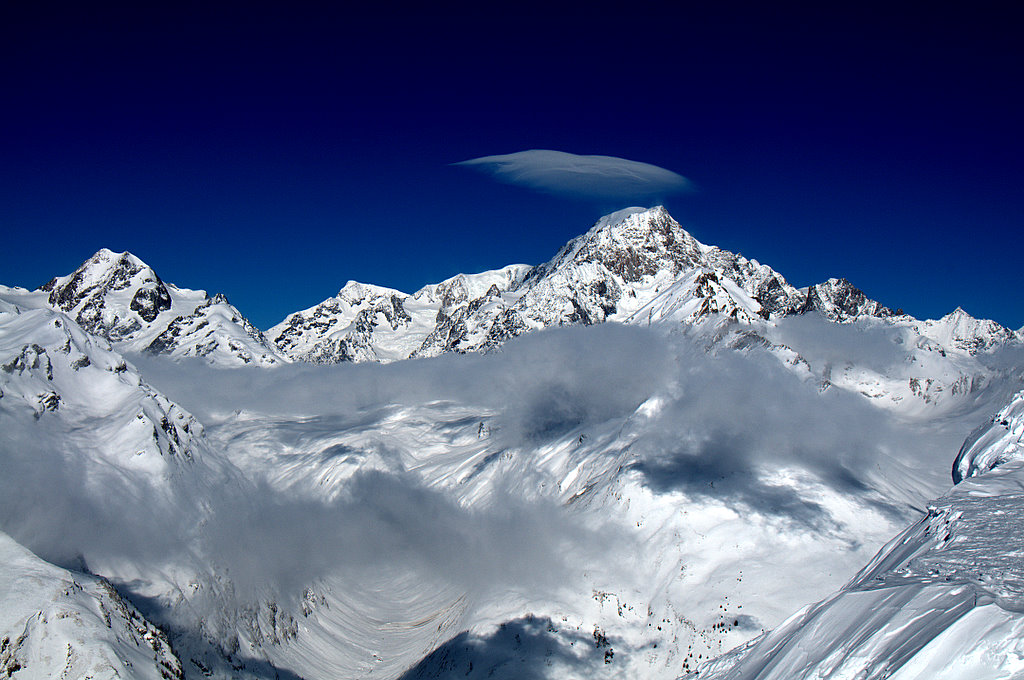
2;321;1011;644
454;149;692;200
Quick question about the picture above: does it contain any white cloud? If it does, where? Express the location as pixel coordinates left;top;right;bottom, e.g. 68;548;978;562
454;149;692;199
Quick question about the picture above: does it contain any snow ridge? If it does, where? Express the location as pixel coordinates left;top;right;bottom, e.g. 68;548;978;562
267;207;1019;372
953;388;1024;482
265;207;908;365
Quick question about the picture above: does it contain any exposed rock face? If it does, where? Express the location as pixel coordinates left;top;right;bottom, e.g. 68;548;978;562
38;249;284;366
797;277;895;322
129;282;173;322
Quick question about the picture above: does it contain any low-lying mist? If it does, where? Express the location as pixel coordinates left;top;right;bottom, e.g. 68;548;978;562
2;320;1010;642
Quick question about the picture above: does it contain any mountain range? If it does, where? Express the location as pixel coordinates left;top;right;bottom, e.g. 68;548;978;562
2;206;1023;679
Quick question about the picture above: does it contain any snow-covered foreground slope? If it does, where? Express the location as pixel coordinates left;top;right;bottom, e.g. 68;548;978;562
695;469;1024;679
0;531;183;680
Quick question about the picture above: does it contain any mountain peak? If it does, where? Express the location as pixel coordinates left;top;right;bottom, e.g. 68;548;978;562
590;205;669;229
917;305;1017;354
36;250;283;365
40;248;168;328
798;278;894;322
533;205;710;286
337;280;407;304
585;205;686;246
42;248;156;294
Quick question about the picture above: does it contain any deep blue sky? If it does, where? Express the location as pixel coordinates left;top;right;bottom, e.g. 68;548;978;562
2;4;1022;329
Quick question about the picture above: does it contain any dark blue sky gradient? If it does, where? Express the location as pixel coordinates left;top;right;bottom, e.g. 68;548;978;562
2;4;1022;329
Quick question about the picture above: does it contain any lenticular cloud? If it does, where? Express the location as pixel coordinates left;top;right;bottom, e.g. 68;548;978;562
454;149;692;199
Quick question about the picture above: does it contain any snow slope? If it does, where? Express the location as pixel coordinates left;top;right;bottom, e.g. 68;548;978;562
127;320;1021;680
695;390;1024;680
954;387;1024;482
0;531;183;680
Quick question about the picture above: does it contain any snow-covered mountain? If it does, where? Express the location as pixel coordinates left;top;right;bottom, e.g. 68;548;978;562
267;265;531;363
267;207;818;362
953;387;1024;483
0;289;202;466
1;206;1022;680
35;248;284;366
29;209;1020;384
267;206;1019;417
267;207;920;366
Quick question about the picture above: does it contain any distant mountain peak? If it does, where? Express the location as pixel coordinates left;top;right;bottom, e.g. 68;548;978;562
916;305;1017;354
531;205;709;286
37;249;284;366
337;280;407;305
272;206;996;366
42;248;161;295
798;277;895;322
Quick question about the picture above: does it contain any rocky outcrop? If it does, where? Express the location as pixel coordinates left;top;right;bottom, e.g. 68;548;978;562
796;277;895;322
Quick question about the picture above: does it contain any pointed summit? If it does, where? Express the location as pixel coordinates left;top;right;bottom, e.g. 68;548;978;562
38;250;284;365
41;249;172;339
514;206;802;330
919;306;1017;354
531;206;708;283
797;278;894;322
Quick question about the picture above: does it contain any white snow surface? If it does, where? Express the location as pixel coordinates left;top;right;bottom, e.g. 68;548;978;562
954;387;1024;482
0;531;182;680
1;207;1023;680
118;318;1020;679
694;452;1024;680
